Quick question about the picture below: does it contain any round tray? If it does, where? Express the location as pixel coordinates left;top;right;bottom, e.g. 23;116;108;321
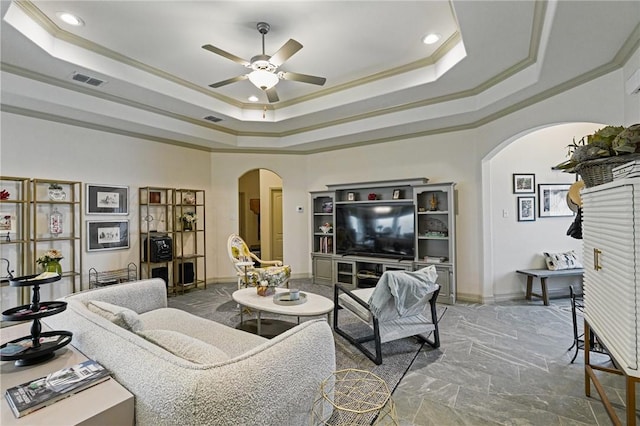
2;301;67;321
273;292;307;306
0;331;73;366
9;273;61;287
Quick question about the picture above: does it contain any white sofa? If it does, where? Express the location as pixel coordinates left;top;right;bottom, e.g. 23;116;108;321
43;279;335;425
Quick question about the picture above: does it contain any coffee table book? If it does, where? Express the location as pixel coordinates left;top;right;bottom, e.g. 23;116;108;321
5;359;111;418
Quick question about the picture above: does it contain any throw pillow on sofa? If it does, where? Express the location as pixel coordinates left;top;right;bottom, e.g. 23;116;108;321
87;300;143;332
543;250;583;271
137;329;230;364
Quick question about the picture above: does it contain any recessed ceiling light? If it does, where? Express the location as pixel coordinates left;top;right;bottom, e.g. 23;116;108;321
422;33;441;45
56;12;84;26
248;95;259;102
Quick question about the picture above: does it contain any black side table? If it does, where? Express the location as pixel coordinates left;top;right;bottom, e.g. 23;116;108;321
568;285;608;363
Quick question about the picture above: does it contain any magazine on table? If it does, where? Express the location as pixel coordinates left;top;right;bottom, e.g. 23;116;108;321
5;359;111;418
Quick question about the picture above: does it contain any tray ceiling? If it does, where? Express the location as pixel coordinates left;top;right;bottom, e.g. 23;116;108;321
1;1;639;153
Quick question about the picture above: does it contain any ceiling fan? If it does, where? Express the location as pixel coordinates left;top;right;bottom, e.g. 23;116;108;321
202;22;326;103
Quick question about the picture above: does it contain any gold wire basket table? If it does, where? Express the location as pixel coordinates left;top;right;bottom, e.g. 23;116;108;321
311;368;398;425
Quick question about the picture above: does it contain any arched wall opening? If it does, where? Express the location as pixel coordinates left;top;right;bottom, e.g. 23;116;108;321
481;121;605;302
238;168;284;262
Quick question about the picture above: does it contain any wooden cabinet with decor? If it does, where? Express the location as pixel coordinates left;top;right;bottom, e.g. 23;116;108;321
139;187;175;293
581;177;640;424
414;182;456;304
29;179;82;298
173;188;206;292
310;191;334;284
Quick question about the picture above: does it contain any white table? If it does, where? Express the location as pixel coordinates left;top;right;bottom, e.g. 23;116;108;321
232;287;334;336
1;322;134;425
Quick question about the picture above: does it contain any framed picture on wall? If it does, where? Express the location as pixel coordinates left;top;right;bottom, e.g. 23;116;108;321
512;173;535;194
87;220;129;251
86;184;129;215
538;183;573;217
517;196;535;221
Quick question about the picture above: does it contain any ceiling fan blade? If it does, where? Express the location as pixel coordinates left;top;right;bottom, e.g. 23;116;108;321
202;44;250;67
209;74;248;88
269;39;303;66
280;71;326;86
265;87;279;103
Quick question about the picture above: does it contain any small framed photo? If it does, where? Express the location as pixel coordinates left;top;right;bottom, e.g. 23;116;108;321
392;189;401;200
86;184;129;215
347;192;355;201
517;196;536;222
87;220;129;251
538;183;573;217
513;173;535;194
0;214;16;233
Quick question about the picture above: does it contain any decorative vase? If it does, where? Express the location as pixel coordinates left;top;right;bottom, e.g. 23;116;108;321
256;285;275;297
183;193;196;205
45;260;62;275
48;187;66;201
182;219;193;231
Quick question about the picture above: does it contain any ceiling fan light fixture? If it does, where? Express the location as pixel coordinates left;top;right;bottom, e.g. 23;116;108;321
422;33;441;45
248;70;279;90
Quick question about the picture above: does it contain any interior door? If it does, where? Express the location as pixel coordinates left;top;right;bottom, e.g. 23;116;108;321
270;188;283;262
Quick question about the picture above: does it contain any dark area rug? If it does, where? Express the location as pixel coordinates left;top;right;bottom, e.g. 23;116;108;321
168;279;445;396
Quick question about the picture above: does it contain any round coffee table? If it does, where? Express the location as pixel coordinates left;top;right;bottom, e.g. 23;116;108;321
232;287;334;337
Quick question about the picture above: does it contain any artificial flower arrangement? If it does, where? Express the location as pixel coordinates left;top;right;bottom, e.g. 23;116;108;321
553;124;640;187
36;249;63;267
554;124;640;173
179;211;198;223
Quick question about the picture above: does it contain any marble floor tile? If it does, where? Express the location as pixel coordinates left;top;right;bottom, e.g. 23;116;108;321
168;281;638;425
393;298;640;425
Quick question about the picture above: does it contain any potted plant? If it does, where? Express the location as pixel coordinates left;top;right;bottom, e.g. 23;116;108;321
179;211;198;231
554;124;640;187
36;249;64;274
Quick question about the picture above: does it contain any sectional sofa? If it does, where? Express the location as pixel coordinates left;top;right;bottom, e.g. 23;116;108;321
42;278;336;425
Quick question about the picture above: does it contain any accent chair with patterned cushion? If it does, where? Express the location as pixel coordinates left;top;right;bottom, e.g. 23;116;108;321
227;233;291;289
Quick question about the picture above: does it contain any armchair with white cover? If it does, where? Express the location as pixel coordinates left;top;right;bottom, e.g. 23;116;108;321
333;266;441;365
227;234;291;289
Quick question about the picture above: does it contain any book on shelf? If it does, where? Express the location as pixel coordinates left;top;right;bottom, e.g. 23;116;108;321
5;359;111;418
318;236;333;253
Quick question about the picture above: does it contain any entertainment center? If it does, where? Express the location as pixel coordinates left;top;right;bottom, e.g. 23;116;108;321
310;178;456;304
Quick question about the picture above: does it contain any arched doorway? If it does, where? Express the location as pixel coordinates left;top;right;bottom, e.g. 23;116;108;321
238;169;284;262
481;122;603;302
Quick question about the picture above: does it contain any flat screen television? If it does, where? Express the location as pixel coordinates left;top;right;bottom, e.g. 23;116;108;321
335;203;415;259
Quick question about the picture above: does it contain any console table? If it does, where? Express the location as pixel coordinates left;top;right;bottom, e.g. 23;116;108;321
1;322;134;425
516;268;584;306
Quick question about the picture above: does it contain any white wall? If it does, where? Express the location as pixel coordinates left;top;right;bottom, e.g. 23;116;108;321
623;46;640;124
209;153;309;281
1;45;637;304
0;114;211;302
487;123;601;301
